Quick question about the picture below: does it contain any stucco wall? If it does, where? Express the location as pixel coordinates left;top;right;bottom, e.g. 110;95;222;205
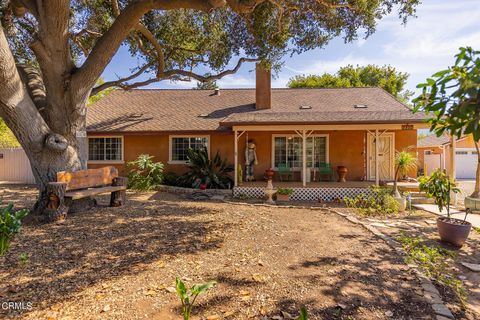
88;129;418;182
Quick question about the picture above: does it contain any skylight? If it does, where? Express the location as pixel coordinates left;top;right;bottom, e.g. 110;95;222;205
354;104;368;109
299;105;312;110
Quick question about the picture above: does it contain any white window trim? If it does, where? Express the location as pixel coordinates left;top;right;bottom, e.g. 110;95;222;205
271;134;329;171
87;136;124;164
168;135;210;164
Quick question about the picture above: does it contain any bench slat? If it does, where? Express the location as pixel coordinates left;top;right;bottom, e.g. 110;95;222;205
65;185;126;200
57;166;119;191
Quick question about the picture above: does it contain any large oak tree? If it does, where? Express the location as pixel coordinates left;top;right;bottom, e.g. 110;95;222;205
0;0;419;214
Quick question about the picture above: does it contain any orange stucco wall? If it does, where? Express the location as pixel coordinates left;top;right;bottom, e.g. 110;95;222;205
88;128;418;182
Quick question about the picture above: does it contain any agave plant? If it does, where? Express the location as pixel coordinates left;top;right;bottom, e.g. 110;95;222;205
179;147;233;189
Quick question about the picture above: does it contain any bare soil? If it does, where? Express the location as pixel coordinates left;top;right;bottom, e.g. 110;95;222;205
0;186;435;320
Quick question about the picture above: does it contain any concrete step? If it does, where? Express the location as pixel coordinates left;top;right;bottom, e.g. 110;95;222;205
411;197;435;205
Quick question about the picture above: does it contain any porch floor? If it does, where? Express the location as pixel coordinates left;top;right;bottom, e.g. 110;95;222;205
238;180;374;188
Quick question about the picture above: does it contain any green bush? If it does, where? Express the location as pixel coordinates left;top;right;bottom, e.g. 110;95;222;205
277;187;294;196
178;148;233;189
344;186;399;216
0;203;29;256
162;172;180;186
127;154;164;190
419;169;459;217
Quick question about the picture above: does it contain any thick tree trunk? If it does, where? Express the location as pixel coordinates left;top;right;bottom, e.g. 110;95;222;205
471;141;480;198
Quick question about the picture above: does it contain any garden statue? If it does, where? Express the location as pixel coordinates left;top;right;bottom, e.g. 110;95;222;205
245;140;258;181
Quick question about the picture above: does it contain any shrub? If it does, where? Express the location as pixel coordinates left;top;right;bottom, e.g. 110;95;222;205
0;203;29;256
162;172;180;187
179;148;233;189
419;169;459;217
277;187;294;196
127;154;164;190
344;186;399;216
175;278;216;320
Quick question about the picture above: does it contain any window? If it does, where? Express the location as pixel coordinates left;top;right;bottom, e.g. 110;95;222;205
424;150;433;155
170;136;209;162
273;135;328;169
88;137;122;161
456;151;468;155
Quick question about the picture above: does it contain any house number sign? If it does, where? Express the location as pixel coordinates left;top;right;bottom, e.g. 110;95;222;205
402;124;414;130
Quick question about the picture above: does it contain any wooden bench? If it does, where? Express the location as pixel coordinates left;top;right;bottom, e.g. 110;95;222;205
45;166;128;222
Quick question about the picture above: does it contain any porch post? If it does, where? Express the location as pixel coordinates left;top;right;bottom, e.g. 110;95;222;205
234;130;238;187
450;135;456;180
375;129;379;185
302;130;307;187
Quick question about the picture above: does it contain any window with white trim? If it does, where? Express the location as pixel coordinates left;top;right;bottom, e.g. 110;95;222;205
273;135;327;169
88;137;122;161
424;150;433;155
170;136;208;162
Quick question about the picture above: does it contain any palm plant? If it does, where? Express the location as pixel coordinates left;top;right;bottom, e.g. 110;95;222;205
179;148;233;189
393;150;417;197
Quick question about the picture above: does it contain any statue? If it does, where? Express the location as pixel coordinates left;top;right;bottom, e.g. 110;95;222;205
245;140;258;181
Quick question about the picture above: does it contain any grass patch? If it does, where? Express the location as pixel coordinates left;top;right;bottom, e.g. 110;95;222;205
396;232;467;306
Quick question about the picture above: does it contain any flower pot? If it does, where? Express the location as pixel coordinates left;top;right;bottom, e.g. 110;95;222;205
337;166;347;182
464;196;480;212
394;196;406;212
265;168;275;180
277;194;290;202
437;217;472;247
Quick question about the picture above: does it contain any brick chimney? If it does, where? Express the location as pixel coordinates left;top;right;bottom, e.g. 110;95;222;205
255;63;271;110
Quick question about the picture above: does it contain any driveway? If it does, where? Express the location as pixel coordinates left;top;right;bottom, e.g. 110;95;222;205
456;180;476;207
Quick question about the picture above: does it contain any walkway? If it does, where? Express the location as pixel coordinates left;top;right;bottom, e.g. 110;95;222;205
413;203;480;228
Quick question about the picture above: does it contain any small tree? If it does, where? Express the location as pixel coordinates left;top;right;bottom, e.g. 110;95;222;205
413;47;480;198
393;150;417;197
419;169;460;218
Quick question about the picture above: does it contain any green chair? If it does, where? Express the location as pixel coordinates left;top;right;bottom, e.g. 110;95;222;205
277;163;293;181
318;163;334;181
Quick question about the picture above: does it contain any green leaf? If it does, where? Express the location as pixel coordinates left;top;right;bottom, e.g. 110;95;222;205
190;281;216;296
175;277;188;301
298;307;308;320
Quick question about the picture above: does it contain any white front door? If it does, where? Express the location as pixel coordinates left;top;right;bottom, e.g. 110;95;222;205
368;133;394;181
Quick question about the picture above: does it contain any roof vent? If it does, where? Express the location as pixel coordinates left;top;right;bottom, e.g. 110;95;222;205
198;113;210;118
299;105;312;110
354;104;368;109
214;88;220;96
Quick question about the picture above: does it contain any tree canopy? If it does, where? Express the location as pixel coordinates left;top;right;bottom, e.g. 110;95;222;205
288;64;414;103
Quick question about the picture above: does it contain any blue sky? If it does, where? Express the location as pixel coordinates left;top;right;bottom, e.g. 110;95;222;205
102;0;480;95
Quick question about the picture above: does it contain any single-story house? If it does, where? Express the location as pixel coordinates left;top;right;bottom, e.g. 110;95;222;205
418;133;478;179
87;65;429;200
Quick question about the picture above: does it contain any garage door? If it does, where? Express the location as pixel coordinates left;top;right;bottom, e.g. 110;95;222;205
455;149;477;179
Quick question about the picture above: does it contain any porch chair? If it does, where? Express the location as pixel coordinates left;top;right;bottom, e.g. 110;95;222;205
318;162;334;181
277;163;294;182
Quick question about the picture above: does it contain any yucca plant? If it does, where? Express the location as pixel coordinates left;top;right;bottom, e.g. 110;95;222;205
393;150;417;197
179;147;233;189
175;278;216;320
0;203;29;256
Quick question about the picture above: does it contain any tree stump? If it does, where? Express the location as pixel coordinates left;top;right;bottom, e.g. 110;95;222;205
44;182;68;222
110;177;128;207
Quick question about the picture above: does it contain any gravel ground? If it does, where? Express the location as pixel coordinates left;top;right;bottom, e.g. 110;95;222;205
0;187;435;320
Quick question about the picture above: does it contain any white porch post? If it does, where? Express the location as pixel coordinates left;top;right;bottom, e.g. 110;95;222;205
450;135;456;180
302;130;307;187
234;130;238;187
375;129;380;186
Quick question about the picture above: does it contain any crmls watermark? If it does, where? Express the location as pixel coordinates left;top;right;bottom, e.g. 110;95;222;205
1;301;33;311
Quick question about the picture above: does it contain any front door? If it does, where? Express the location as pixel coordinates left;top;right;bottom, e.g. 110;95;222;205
368;133;394;181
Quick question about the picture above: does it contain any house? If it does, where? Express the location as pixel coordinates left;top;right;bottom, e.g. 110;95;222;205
418;133;478;179
87;65;429;200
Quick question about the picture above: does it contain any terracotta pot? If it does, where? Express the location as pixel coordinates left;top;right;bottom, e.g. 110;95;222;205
265;168;275;180
276;194;290;202
437;217;472;247
337;166;348;182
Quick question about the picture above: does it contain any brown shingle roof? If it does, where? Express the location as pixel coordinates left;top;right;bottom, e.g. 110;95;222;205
87;87;427;132
417;133;452;147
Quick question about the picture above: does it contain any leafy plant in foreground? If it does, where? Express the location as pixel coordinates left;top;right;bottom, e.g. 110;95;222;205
419;169;460;218
0;203;29;256
175;277;216;320
179;147;233;189
127;154;164;190
344;186;399;216
396;232;467;306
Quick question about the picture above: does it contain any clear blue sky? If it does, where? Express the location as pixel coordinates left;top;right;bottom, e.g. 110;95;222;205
102;0;480;95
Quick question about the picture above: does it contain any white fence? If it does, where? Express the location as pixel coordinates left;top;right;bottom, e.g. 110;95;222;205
0;148;35;184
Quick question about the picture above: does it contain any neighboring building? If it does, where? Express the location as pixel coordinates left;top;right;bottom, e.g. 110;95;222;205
87;65;428;191
418;133;478;179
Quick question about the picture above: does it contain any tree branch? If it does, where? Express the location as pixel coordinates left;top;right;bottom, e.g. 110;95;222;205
72;0;227;97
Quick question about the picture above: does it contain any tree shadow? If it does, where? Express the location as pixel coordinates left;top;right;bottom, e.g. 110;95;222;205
0;194;231;318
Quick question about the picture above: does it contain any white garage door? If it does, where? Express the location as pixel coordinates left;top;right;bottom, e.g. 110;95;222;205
0;148;35;184
455;149;477;179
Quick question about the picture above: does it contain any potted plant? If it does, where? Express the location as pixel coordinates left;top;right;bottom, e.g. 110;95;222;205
414;47;480;214
392;150;417;211
276;187;294;201
419;169;470;247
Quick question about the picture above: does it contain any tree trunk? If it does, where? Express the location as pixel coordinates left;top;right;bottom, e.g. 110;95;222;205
471;141;480;198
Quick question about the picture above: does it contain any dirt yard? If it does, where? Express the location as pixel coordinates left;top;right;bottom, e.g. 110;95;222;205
1;186;435;320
